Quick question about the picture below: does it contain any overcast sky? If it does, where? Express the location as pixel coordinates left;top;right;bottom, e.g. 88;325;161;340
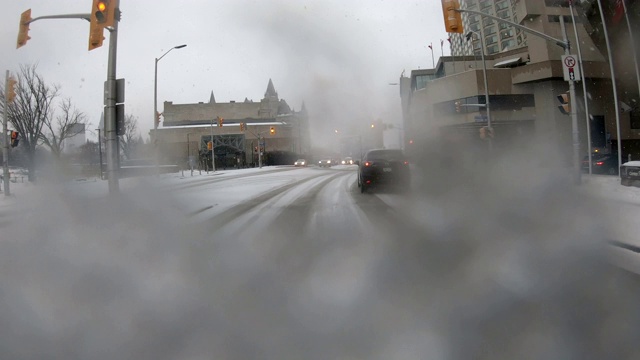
1;0;450;145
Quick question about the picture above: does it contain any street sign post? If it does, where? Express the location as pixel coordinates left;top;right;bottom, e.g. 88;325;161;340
562;55;581;82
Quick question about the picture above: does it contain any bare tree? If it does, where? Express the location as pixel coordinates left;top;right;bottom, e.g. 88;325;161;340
0;64;59;182
40;98;88;158
120;114;142;160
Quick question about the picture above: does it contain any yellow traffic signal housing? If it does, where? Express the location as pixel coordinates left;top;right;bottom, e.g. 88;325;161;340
6;77;18;103
269;126;275;135
557;92;570;115
455;100;461;113
217;117;224;127
88;24;104;51
17;9;32;49
239;123;245;131
92;0;116;27
207;141;213;150
441;0;463;34
88;0;116;50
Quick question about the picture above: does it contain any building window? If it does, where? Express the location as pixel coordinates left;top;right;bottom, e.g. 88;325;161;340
499;22;509;30
487;45;499;54
485;26;497;35
502;39;516;50
480;0;492;9
483;17;494;27
501;29;514;40
498;10;509;19
473;41;481;50
471;23;480;32
470;15;479;24
481;6;494;14
548;15;573;23
631;110;640;129
486;35;498;45
496;1;509;10
545;0;570;6
517;35;523;45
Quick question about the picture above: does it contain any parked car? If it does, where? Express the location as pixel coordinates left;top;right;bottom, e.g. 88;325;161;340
357;149;410;193
294;159;307;167
582;153;619;175
318;159;333;168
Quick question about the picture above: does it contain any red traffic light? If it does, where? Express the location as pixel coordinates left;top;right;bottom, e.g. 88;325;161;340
10;131;20;148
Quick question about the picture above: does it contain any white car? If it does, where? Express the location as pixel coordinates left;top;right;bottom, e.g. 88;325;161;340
294;159;307;167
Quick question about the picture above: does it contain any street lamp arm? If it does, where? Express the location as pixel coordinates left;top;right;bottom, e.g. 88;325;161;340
157;44;187;62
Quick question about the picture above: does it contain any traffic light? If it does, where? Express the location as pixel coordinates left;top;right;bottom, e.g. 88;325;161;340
16;9;32;49
478;126;494;140
88;0;116;51
207;141;213;150
155;111;162;128
441;0;463;34
93;0;116;27
240;122;245;131
10;131;19;148
6;77;17;103
270;126;275;135
455;100;462;113
217;117;224;127
557;92;570;115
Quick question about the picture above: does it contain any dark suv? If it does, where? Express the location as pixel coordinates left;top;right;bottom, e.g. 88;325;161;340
582;153;619;175
357;149;410;193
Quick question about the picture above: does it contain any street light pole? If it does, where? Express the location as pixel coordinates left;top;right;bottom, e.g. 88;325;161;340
210;117;216;172
154;44;186;175
466;30;492;152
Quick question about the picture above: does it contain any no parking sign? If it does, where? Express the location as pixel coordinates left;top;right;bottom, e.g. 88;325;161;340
562;55;581;81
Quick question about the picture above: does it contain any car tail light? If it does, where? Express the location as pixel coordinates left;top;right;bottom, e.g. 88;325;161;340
403;161;409;165
366;180;371;184
364;161;372;167
596;161;604;166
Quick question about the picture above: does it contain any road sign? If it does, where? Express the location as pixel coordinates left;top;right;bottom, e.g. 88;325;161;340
562;55;581;81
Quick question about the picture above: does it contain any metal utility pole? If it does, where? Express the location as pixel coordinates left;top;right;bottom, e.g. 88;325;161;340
154;44;186;176
97;128;104;180
3;71;10;196
210;117;216;172
622;0;640;108
104;1;120;193
596;0;622;176
569;1;593;174
258;133;263;168
560;16;581;185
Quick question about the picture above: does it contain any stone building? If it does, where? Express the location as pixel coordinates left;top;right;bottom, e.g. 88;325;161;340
152;79;310;168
